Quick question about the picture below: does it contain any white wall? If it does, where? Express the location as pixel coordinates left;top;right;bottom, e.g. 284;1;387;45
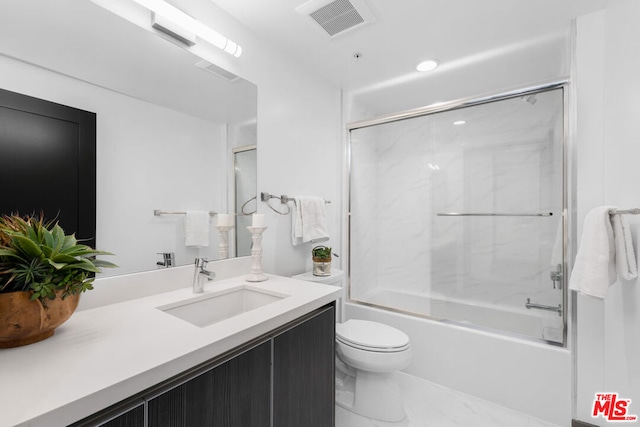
199;4;343;277
575;2;640;425
0;55;226;276
348;31;570;123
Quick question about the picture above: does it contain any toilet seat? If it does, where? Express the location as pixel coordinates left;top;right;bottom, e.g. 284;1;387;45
336;319;410;353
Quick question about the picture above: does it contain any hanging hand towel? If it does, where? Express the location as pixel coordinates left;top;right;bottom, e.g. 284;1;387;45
291;196;330;246
569;206;638;298
185;210;210;247
611;212;638;281
569;206;616;298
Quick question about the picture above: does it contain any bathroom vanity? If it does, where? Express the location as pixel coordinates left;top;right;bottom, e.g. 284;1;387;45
0;273;340;427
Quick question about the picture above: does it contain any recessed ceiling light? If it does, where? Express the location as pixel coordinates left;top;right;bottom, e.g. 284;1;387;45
416;59;439;72
453;120;466;126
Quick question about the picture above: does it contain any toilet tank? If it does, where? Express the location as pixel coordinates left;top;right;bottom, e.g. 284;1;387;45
292;269;344;321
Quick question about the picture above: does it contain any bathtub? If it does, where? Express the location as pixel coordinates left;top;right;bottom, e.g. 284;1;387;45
362;288;564;344
345;295;571;426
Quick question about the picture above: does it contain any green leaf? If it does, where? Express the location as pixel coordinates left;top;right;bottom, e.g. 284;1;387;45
92;259;118;269
11;235;43;258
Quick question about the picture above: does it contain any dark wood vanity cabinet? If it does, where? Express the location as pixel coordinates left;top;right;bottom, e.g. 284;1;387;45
273;302;335;427
72;304;335;427
147;339;271;427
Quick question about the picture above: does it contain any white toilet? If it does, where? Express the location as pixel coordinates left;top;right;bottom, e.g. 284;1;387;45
292;270;412;423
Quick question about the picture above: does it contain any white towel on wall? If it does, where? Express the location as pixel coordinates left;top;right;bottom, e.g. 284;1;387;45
291;196;330;246
569;206;637;298
611;213;638;281
185;210;210;247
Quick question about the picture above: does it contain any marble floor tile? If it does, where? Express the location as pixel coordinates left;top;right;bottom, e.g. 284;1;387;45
336;372;565;427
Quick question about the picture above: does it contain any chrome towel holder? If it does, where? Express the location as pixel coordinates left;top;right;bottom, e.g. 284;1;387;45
154;210;217;217
260;192;330;215
609;208;640;215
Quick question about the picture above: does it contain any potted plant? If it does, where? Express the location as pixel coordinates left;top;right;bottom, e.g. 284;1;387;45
0;214;116;347
312;245;332;277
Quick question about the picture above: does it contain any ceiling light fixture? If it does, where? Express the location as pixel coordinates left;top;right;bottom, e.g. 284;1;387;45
132;0;242;57
453;120;466;126
416;59;439;72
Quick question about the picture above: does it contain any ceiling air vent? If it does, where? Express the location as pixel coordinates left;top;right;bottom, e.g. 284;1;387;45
195;60;239;82
296;0;376;38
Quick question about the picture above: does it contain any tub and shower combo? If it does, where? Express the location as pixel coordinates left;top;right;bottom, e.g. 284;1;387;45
346;84;572;425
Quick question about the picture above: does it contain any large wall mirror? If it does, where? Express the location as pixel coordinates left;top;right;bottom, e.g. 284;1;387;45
0;0;257;276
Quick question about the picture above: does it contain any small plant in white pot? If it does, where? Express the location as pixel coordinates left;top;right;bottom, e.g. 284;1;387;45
312;245;333;277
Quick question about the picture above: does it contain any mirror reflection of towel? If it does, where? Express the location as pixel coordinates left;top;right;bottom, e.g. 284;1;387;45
185;210;210;247
291;196;329;246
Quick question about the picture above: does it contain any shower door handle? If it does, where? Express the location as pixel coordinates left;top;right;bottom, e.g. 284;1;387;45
550;264;562;289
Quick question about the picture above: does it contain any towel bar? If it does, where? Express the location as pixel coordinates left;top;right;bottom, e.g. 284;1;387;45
609;208;640;215
260;192;330;205
437;212;553;217
260;192;330;215
154;210;216;216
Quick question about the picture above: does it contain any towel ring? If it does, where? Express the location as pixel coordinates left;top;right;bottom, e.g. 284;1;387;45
266;198;290;215
240;196;257;215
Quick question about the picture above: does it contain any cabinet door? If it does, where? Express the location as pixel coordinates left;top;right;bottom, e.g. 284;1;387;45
201;339;271;426
98;403;145;427
273;305;335;427
147;340;271;427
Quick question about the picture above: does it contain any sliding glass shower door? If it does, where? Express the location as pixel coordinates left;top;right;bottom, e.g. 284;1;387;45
348;87;566;344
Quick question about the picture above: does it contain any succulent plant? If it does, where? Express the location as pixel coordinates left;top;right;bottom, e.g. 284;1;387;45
0;214;116;302
312;245;332;261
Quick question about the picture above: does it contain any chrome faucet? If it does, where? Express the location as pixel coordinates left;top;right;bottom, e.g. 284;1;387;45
193;258;215;293
156;252;175;268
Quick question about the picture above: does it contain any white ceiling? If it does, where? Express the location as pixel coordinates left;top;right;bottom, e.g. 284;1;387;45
211;0;607;91
0;0;607;122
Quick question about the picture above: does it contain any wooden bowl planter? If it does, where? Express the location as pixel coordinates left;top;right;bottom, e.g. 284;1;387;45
0;214;115;348
0;290;80;348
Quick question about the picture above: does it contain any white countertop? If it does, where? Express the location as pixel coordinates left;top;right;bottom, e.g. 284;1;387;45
0;274;340;427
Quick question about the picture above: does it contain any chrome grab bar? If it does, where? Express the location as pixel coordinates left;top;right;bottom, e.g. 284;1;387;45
525;298;562;316
437;212;553;217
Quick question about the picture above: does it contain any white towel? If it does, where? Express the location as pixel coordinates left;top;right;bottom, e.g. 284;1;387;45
185;210;210;247
569;206;637;298
291;196;330;246
611;213;638;281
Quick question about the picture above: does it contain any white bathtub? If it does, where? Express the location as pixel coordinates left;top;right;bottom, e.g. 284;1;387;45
361;288;564;344
345;297;571;426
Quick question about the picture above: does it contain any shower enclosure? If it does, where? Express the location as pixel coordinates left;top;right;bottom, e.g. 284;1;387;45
348;85;567;344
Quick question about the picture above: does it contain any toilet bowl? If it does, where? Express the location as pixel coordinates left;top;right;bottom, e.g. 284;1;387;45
335;319;411;422
292;270;412;423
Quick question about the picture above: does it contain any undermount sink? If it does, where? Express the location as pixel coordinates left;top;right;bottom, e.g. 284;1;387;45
158;285;288;327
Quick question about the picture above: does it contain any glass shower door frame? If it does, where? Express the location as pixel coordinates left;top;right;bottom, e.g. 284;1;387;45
346;81;573;347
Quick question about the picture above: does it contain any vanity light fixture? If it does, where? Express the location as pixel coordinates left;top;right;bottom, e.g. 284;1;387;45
416;59;439;72
152;12;196;46
132;0;242;57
